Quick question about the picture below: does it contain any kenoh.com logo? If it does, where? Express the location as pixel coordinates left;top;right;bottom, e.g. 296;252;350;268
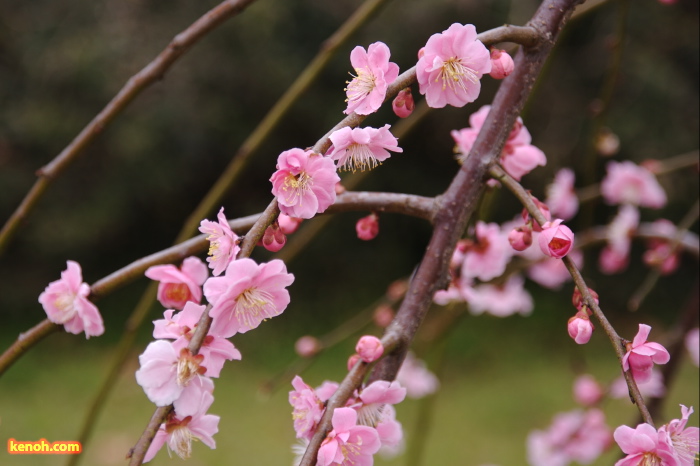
7;438;82;454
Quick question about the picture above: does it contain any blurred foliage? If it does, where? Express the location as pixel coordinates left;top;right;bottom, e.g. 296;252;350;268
0;0;698;464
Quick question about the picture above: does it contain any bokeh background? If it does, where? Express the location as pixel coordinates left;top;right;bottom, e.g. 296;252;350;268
0;0;698;464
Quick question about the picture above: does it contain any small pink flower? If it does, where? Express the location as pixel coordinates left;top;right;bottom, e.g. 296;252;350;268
271;148;340;219
145;257;208;310
461;221;513;281
199;207;240;276
488;49;514;79
347;353;362;371
601;161;667;208
622;324;671;384
613;423;678;466
355;335;384;363
686;328;699;367
317;407;381;466
344;42;399;115
289;375;325;440
328;125;403;172
568;310;594;344
356;213;380;241
508;225;532;251
545;168;579;220
572;286;599;311
295;335;321;358
463;274;533;317
38;260;104;338
356;381;406;427
134;340;209;406
452;105;546;180
538;219;574;258
375;405;404;457
660;405;699;465
261;222;286;252
527;249;583;290
204;258;294;338
599;204;639;274
643;219;680;275
396;352;439;399
278;214;303;234
416;23;491;108
573;374;604;406
392;88;414;118
143;390;219;462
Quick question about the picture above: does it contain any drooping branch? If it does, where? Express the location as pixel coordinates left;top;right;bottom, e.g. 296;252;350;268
300;2;582;464
0;0;259;257
490;163;654;425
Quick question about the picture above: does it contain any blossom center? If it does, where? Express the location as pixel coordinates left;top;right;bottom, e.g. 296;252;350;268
281;172;313;205
176;350;204;387
168;425;196;460
52;294;77;322
341;143;380;172
234;287;275;329
639;453;662;466
163;283;191;303
438;57;479;92
346;69;376;103
671;432;699;464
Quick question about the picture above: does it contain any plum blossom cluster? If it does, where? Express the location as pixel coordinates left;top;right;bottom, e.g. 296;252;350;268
133;208;295;462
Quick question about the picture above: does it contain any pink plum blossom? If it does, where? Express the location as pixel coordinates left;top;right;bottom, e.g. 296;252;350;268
527;249;583;290
392;88;414;118
317;407;381;466
686;328;699;367
38;260;104;338
271;148;340;219
573;374;604;406
199;207;240;276
295;335;321;358
355;380;406;427
135;340;209;406
613;423;678;466
452;105;546;180
601;161;667;208
204;258;294;338
396;352;439;399
356;335;384;363
328;125;402;172
660;405;699;465
527;409;612;466
568;310;594;344
599;204;640;274
508;225;533;251
375;405;404;457
461;221;513;281
610;369;666;400
145;256;208;310
643;219;680;275
356;213;380;241
463;274;533;317
416;23;491;108
622;324;670;384
545;168;579;220
143;390;219;462
344;42;399;115
289;375;325;440
488;48;514;79
538;219;574;259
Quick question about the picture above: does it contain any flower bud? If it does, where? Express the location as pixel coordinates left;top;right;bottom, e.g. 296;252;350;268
355;335;384;363
572;287;599;311
356;213;379;241
508;225;533;251
573;374;604;406
261;222;286;252
373;305;394;328
538;219;574;258
568;311;594;344
488;49;514;79
278;214;303;235
392;88;415;118
347;353;361;371
294;335;321;358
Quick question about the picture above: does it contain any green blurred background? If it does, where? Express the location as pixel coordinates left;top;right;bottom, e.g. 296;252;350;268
0;0;698;464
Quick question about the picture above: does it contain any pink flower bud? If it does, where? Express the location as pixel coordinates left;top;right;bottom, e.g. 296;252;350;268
261;222;286;252
392;88;415;118
355;335;384;363
568;311;594;344
294;335;321;358
572;287;599;311
373;305;394;328
335;182;346;195
386;279;408;300
538;219;574;258
278;214;303;234
347;353;361;371
573;374;604;406
508;225;533;251
489;49;514;79
522;196;551;232
356;213;379;241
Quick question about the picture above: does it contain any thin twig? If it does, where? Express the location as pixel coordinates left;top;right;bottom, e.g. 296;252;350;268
0;0;259;257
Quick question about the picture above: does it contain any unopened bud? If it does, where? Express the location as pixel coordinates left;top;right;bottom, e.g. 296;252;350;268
392;88;415;118
489;49;514;79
